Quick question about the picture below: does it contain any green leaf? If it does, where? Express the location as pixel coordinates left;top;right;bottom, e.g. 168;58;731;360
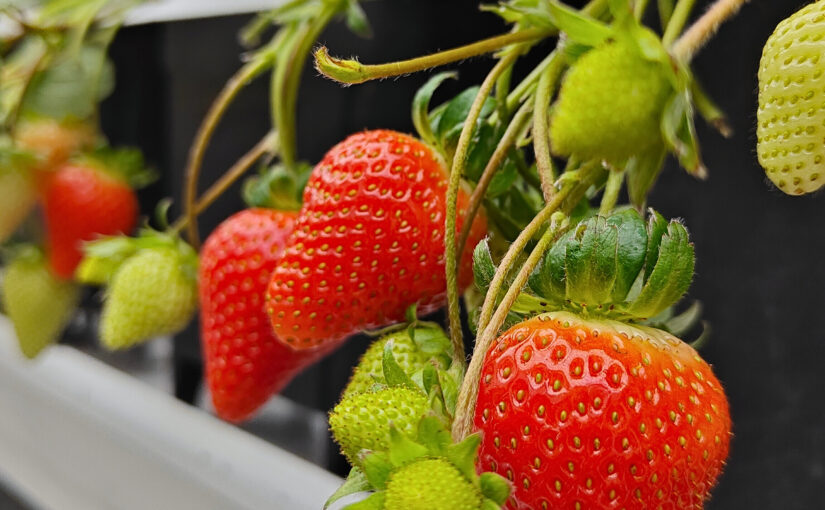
690;78;732;138
411;326;450;356
86;146;157;189
382;342;419;391
546;1;612;47
22;44;114;121
416;416;451;455
527;228;569;304
661;91;706;178
360;452;392;490
445;433;481;481
421;363;439;395
243;162;310;211
664;300;703;337
563;216;618;306
325;468;371;509
606;209;647;303
642;209;667;284
625;145;667;209
481;499;504;510
345;0;372;38
473;239;496;291
342;492;385;510
623;221;694;318
435;87;496;151
387;425;428;467
412;71;457;147
479;472;511;505
438;368;459;416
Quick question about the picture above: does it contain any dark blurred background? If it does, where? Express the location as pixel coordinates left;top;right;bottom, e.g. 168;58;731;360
52;0;824;508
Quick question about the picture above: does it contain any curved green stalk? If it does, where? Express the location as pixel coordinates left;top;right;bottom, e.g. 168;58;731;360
671;0;750;61
452;212;567;441
456;99;533;260
599;168;625;215
532;50;565;202
662;0;698;46
273;6;338;171
314;28;550;84
445;52;522;367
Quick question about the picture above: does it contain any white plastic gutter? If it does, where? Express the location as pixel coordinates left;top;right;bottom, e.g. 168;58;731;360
0;317;342;510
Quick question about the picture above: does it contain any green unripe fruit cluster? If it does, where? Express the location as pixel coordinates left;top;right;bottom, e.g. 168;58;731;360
329;386;430;466
757;0;825;195
384;458;482;510
550;37;672;164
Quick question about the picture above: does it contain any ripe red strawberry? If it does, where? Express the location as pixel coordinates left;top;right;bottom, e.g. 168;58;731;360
200;208;338;422
472;210;731;509
266;129;487;349
473;312;731;509
42;162;139;279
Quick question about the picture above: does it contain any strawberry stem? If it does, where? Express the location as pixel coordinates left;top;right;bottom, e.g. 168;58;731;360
456;100;533;260
314;28;551;85
662;0;698;46
452;212;567;441
670;0;750;61
182;45;278;247
445;51;523;370
170;132;278;235
273;5;339;171
599;168;625;215
532;50;565;202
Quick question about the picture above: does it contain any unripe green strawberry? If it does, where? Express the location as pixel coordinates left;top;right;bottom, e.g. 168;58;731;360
329;386;430;466
1;249;79;358
757;0;825;195
343;326;451;398
550;36;672;164
384;458;482;510
100;244;197;349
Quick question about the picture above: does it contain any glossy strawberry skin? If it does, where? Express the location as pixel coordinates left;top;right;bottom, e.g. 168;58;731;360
43;164;138;279
473;312;731;510
266;129;487;349
200;209;337;422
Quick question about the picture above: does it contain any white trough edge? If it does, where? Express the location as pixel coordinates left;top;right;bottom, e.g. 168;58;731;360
0;316;341;510
124;0;285;26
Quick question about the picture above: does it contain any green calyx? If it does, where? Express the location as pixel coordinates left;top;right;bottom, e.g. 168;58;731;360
76;146;157;189
325;417;510;510
343;324;454;399
76;229;198;285
242;162;311;211
523;208;694;321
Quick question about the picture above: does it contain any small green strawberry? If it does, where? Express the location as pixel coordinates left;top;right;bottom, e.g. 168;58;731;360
550;34;673;164
1;248;79;358
757;0;825;195
384;458;481;510
343;324;452;398
326;417;510;510
329;386;431;466
96;234;198;349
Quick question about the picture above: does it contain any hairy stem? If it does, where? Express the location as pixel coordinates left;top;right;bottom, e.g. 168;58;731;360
599;168;625;215
532;50;565;202
671;0;750;61
662;0;698;46
445;52;522;367
171;132;277;235
183;50;276;247
274;6;337;170
314;28;549;84
452;212;567;441
457;100;533;259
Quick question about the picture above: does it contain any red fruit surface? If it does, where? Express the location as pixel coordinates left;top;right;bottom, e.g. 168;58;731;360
43;164;138;279
266;129;487;349
473;311;731;510
200;209;337;422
